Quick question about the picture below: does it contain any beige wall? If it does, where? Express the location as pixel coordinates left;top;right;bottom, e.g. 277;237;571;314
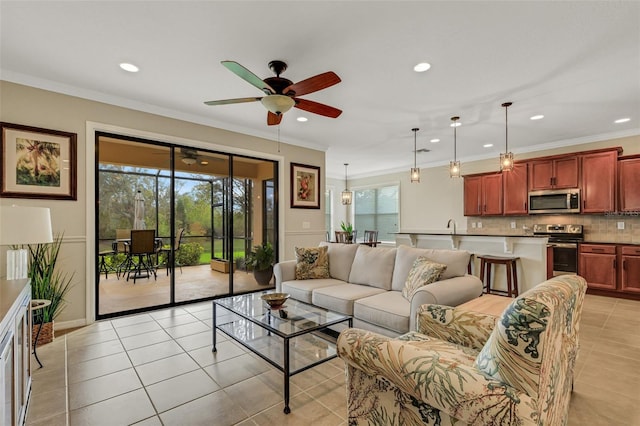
0;81;326;327
346;134;640;238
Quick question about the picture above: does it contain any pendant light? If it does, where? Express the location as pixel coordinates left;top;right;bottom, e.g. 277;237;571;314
341;163;353;205
500;102;514;172
410;128;420;183
449;116;461;178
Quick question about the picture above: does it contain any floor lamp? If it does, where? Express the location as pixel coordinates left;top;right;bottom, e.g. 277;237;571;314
0;205;53;280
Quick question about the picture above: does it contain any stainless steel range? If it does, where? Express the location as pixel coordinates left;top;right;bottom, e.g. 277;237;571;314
533;224;584;277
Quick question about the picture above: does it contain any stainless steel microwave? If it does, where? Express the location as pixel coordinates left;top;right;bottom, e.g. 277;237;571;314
528;189;581;214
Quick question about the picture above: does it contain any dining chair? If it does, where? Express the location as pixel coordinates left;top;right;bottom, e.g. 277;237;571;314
127;229;158;283
335;231;353;243
113;228;131;279
158;228;185;275
363;230;379;247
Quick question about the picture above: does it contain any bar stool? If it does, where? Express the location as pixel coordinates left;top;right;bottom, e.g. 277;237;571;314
98;249;115;279
478;255;520;297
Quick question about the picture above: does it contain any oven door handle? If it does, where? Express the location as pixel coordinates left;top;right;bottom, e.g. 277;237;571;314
547;243;578;248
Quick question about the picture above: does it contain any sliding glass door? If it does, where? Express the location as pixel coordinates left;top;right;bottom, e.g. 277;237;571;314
95;134;278;319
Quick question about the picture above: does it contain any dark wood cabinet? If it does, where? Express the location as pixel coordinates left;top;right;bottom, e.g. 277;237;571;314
528;156;579;190
581;151;617;213
620;245;640;294
619;155;640;212
579;244;617;290
463;173;502;216
463;176;482;216
503;162;528;215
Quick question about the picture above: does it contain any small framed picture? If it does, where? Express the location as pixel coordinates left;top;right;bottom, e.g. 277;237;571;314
290;162;320;209
1;122;77;200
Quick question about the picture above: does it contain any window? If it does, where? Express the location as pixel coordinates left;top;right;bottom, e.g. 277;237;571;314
354;184;399;242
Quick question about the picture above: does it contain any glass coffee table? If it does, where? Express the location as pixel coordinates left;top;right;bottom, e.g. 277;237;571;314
212;292;352;414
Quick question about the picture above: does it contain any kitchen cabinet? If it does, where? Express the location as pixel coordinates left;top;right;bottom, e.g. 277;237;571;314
620;245;640;294
503;162;528;215
0;279;31;426
528;156;579;191
619;155;640;212
579;244;616;290
463;173;503;216
581;150;617;213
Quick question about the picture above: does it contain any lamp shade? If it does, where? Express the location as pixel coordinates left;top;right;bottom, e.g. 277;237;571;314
0;205;53;245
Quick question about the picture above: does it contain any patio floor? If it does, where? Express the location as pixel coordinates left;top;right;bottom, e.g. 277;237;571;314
98;263;273;316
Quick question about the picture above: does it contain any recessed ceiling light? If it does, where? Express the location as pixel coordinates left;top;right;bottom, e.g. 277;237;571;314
296;117;308;122
413;62;431;72
119;63;139;73
450;122;461;127
614;117;631;124
530;115;544;120
430;138;440;143
483;144;493;148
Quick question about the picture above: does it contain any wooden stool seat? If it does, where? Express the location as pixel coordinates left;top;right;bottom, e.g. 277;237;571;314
478;255;520;297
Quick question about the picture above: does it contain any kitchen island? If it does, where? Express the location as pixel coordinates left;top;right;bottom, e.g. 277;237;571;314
395;231;548;294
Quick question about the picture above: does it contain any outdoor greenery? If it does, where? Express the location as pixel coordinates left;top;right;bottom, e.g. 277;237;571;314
175;242;204;266
245;242;275;271
28;234;74;323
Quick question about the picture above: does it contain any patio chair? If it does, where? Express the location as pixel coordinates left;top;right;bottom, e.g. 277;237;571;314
158;228;185;275
126;229;158;283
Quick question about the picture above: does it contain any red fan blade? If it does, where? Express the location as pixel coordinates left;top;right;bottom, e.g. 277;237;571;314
267;111;283;126
204;97;261;106
294;98;342;118
221;61;275;95
283;72;341;96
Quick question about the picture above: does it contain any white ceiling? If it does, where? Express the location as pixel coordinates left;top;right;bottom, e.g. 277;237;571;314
1;1;639;179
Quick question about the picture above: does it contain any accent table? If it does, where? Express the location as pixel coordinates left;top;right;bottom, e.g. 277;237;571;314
212;292;352;414
31;299;51;368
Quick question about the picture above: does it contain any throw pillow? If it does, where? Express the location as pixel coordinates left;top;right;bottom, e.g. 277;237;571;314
401;256;447;300
295;246;330;279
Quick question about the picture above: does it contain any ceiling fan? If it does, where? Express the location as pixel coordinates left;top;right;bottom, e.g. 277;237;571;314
204;60;342;125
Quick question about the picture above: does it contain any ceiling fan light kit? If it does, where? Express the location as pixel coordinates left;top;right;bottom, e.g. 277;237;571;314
261;95;295;115
205;60;342;126
500;101;514;172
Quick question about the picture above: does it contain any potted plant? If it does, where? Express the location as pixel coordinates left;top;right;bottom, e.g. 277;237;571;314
28;233;74;346
341;221;354;242
245;242;275;285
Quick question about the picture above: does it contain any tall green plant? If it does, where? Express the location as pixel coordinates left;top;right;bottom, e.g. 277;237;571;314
245;242;274;271
28;234;74;323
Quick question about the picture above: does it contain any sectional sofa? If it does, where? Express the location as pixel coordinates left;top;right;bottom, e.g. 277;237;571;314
274;242;483;336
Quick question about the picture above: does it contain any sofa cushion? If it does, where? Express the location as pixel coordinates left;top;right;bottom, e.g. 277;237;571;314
354;291;410;334
319;242;359;282
281;278;344;304
312;283;386;315
391;245;471;291
401;257;447;300
348;245;397;290
295;246;330;279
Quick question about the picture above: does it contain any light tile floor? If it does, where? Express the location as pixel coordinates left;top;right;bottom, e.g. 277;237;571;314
26;294;640;425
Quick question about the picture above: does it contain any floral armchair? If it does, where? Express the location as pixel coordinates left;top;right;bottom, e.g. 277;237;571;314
337;275;587;425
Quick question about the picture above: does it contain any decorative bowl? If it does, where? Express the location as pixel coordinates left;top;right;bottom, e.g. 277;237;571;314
261;293;290;309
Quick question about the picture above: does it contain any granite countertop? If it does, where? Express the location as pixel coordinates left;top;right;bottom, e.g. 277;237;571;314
395;231;545;238
1;278;30;336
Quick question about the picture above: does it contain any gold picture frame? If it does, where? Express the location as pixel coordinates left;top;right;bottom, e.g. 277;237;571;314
1;122;77;200
290;162;320;209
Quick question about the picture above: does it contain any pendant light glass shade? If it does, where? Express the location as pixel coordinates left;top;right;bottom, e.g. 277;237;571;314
449;116;461;178
410;128;420;183
341;163;352;205
500;102;514;172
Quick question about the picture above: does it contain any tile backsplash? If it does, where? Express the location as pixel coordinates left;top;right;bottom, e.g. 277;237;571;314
466;214;640;244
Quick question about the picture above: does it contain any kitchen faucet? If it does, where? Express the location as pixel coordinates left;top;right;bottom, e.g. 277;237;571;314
447;219;457;235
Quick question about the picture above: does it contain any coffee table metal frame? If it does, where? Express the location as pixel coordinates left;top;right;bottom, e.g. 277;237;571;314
212;293;352;414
